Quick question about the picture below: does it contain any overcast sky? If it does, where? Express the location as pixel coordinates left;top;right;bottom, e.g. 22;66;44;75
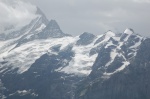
25;0;150;37
1;0;150;36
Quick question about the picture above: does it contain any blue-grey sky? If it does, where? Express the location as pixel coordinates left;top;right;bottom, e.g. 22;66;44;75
1;0;150;36
27;0;150;37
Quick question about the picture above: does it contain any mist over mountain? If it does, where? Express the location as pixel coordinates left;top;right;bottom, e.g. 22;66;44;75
0;0;37;32
0;1;150;99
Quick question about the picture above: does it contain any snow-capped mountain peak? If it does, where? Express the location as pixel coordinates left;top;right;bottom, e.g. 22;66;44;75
105;30;115;37
0;7;49;41
120;28;134;42
124;28;134;35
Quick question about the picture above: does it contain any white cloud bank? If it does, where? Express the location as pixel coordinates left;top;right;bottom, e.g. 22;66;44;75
0;0;37;31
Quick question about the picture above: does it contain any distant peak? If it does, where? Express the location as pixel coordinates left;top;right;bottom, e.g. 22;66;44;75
35;7;49;25
36;7;45;16
76;32;96;45
105;30;115;37
124;28;134;35
50;20;57;24
79;32;96;38
81;32;95;36
107;30;112;32
45;20;60;30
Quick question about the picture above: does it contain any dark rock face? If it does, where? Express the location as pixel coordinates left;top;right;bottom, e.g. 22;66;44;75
75;38;150;99
76;32;96;45
37;20;67;39
94;35;105;45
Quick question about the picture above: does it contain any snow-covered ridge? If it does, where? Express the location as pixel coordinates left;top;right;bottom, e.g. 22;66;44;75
56;35;102;76
0;27;144;77
0;32;110;76
0;26;145;77
124;28;134;35
0;37;76;74
0;27;116;76
101;29;144;76
0;8;145;77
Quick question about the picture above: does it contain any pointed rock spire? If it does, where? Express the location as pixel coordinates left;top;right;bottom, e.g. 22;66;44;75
37;20;68;38
45;20;61;30
35;7;49;25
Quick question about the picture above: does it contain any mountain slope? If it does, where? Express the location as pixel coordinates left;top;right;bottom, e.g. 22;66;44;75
75;29;150;99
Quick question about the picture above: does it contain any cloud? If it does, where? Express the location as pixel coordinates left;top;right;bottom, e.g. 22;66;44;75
0;0;37;31
133;0;150;3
